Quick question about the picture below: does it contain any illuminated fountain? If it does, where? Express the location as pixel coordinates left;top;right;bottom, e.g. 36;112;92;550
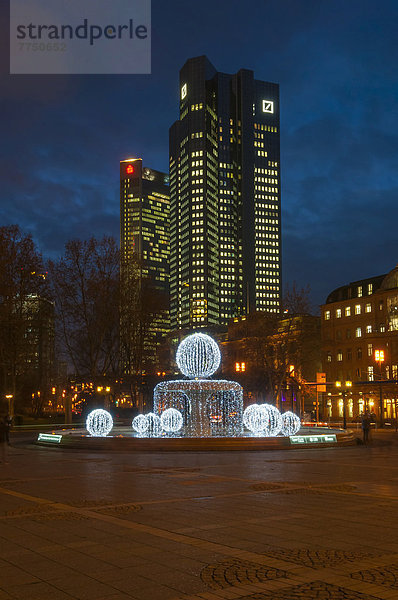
84;333;301;439
153;333;243;437
127;332;298;439
81;333;303;440
38;334;357;449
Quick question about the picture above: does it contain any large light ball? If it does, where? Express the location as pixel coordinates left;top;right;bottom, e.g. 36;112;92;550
146;412;161;436
281;411;301;436
243;404;269;434
161;408;183;433
86;409;113;437
261;404;283;436
132;414;149;434
176;333;221;378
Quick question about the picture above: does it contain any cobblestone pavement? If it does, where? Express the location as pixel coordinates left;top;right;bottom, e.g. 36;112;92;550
261;548;383;569
351;564;398;589
236;580;383;599
0;430;398;599
200;558;287;589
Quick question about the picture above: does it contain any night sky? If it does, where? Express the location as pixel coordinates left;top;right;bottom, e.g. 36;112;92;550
1;0;398;309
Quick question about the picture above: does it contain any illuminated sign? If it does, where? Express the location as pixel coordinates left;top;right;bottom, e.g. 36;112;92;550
316;372;327;392
262;100;274;113
290;434;337;445
181;83;187;100
38;433;62;444
126;164;134;175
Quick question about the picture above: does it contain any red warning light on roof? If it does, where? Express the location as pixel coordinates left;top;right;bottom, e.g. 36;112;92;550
126;164;134;174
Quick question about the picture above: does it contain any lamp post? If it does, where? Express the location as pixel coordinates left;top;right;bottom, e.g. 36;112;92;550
375;350;385;427
288;365;295;412
335;380;352;430
5;394;14;418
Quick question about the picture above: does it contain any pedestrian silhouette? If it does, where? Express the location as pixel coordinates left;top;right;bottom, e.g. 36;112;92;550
361;412;371;445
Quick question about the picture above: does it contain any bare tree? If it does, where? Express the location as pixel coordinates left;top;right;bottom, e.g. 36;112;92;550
120;255;169;406
49;237;120;381
0;225;51;414
224;284;318;410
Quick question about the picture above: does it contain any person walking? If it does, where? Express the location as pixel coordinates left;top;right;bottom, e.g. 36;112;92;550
0;416;9;464
361;412;371;445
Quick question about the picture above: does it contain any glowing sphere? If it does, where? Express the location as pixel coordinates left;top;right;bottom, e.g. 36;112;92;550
243;404;269;434
281;411;301;436
86;409;113;437
132;414;149;434
161;408;183;433
146;412;161;436
176;333;221;379
261;404;283;436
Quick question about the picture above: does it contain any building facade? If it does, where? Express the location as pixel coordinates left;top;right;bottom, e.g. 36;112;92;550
169;56;281;330
120;158;170;373
321;266;398;422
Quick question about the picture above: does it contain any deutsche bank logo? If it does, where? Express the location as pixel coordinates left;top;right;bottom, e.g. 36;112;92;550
262;100;274;113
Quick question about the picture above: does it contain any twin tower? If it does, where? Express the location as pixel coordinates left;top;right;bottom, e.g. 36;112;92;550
120;56;281;359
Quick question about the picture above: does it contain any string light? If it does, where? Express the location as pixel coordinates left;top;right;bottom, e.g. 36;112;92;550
281;411;301;436
154;379;243;437
146;412;161;436
160;408;183;433
176;333;221;379
86;409;113;437
243;404;269;434
261;404;283;436
132;414;149;434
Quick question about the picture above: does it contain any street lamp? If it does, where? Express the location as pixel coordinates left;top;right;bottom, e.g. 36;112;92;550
288;365;295;412
5;394;14;417
375;349;385;427
335;380;352;430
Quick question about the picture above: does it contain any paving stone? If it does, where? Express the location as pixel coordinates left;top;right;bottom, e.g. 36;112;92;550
200;559;287;590
261;548;383;569
2;431;398;600
234;580;383;599
351;564;398;589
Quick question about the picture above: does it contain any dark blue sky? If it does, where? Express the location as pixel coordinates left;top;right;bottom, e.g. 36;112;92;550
1;0;398;308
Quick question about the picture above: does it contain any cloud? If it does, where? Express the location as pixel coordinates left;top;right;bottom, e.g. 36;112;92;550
1;0;398;310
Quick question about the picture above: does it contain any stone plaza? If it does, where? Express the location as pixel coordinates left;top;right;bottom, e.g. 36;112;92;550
0;431;398;600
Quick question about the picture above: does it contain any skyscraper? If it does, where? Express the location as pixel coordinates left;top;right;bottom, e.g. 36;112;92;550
120;158;170;373
169;56;281;331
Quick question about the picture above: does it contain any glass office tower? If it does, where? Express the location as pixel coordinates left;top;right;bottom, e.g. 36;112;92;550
169;56;281;330
120;158;170;372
